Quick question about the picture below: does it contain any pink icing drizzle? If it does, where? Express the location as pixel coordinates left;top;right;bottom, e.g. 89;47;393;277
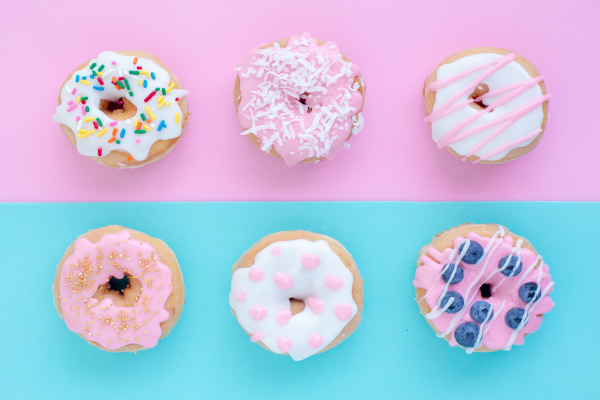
237;32;364;166
425;53;550;162
413;229;554;351
58;230;173;350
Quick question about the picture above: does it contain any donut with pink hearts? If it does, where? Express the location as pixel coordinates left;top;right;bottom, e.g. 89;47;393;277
53;226;185;352
229;230;364;361
414;223;554;352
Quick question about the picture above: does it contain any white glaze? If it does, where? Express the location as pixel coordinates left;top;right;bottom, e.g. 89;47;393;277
429;53;546;161
53;51;188;161
229;239;357;361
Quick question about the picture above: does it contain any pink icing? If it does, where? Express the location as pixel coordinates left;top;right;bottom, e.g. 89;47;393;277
249;268;264;281
301;252;320;269
58;230;173;350
413;229;554;351
271;246;281;256
306;296;325;314
236;32;364;166
277;336;292;352
274;272;294;290
250;305;268;321
425;53;550;162
250;331;264;342
276;308;292;325
308;333;323;349
236;290;247;302
334;303;353;321
325;275;343;290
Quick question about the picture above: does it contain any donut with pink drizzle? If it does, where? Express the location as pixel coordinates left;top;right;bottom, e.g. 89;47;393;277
229;231;363;361
414;223;554;352
53;226;185;352
424;47;550;163
234;32;366;166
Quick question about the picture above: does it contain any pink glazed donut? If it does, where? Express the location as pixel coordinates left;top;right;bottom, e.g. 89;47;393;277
53;226;185;352
414;223;554;352
234;32;366;166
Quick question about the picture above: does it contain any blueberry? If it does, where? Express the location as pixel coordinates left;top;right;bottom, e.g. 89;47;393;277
455;322;480;348
499;255;523;277
470;301;494;323
519;282;542;303
442;263;464;284
458;241;484;264
440;291;464;314
505;308;529;329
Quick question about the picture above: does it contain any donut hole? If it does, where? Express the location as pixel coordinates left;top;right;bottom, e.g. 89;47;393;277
479;283;492;299
99;97;137;121
468;83;491;111
289;298;306;316
298;92;312;113
92;273;142;307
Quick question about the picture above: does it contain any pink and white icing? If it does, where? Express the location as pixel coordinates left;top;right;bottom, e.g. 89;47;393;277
236;32;365;166
229;239;358;361
413;226;554;352
425;52;550;162
58;230;173;350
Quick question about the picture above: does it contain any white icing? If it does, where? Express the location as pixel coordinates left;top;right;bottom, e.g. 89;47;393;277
53;51;188;161
431;53;545;161
229;239;357;361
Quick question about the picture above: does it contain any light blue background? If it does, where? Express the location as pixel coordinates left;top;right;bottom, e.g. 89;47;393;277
1;202;598;399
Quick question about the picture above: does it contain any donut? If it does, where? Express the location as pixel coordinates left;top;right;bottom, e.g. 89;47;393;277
229;231;363;360
423;47;550;163
53;226;185;352
53;51;190;168
234;32;366;166
413;223;554;352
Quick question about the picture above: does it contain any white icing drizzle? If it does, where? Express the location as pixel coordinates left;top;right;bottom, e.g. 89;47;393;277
229;239;358;361
53;51;188;161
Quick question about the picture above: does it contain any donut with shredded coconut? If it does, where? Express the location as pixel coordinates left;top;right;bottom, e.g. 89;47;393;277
234;32;366;166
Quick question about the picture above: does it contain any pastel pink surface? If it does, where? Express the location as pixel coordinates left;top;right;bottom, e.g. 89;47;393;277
1;0;599;201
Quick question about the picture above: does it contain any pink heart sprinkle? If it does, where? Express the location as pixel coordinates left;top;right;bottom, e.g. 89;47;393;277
308;333;323;349
250;331;264;342
277;336;292;353
276;309;292;325
248;268;264;281
274;272;294;290
307;297;325;314
325;275;343;290
235;290;246;302
334;303;353;321
301;253;320;269
250;305;267;321
271;246;281;256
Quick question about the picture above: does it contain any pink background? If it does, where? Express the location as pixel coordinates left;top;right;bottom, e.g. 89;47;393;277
1;0;599;202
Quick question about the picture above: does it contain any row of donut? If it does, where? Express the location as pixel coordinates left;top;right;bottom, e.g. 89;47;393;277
53;223;554;360
53;32;550;169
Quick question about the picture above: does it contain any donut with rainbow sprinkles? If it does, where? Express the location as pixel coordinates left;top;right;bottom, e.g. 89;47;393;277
53;50;189;168
234;32;366;166
414;223;554;352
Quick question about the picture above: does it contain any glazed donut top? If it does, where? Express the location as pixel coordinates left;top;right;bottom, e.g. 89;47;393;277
236;32;365;166
414;226;554;352
229;239;358;361
58;230;173;350
53;51;188;162
425;52;550;162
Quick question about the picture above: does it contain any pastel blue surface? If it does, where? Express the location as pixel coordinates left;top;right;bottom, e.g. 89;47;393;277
1;202;598;399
